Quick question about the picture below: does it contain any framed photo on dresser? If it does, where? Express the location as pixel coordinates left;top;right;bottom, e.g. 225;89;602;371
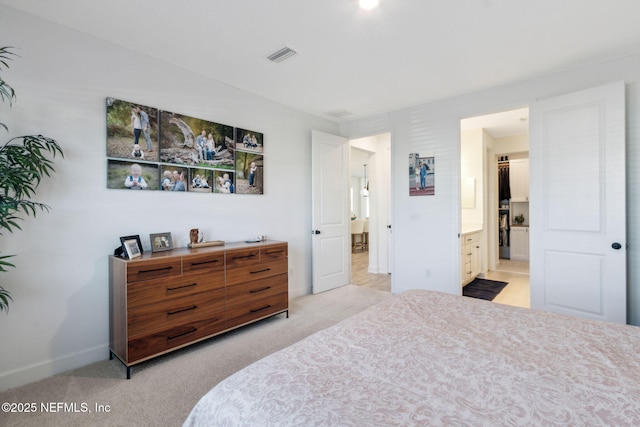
123;239;142;259
150;232;173;252
119;234;143;257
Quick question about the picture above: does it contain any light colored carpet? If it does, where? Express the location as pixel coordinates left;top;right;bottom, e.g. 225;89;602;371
1;285;390;427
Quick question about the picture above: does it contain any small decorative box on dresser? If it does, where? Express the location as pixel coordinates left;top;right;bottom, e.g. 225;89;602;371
109;241;288;378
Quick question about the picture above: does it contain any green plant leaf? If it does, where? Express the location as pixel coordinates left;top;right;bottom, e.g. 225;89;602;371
0;46;62;313
0;254;15;273
0;47;17;107
0;286;13;313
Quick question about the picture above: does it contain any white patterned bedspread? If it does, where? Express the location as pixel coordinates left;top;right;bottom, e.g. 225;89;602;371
183;290;640;426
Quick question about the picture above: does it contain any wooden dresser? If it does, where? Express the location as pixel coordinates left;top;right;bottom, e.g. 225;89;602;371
109;240;288;378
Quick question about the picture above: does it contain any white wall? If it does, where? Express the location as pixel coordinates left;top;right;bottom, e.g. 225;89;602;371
341;53;640;326
461;129;484;227
493;134;529;155
0;6;338;391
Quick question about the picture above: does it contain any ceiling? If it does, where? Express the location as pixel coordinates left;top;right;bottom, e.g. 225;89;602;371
461;107;529;138
351;148;371;178
3;1;640;123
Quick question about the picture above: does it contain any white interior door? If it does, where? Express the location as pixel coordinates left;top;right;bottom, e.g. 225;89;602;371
530;81;626;323
311;130;350;293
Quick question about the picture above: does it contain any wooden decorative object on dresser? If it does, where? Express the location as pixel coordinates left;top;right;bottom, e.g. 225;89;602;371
109;241;288;378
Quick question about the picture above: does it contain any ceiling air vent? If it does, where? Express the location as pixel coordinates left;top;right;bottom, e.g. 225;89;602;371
325;109;353;119
267;46;297;63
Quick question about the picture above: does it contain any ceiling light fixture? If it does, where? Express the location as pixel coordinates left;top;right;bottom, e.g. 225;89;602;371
361;164;370;198
359;0;379;10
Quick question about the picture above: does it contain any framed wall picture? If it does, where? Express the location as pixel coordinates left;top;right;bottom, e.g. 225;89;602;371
106;98;159;162
123;239;142;259
409;153;435;196
235;152;263;194
150;232;173;252
236;127;263;153
159;110;234;169
108;160;159;191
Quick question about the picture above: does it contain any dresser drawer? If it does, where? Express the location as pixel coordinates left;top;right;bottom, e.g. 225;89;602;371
128;289;225;338
226;259;288;287
226;274;288;308
261;243;288;260
127;270;225;309
182;252;224;274
226;247;260;268
226;292;288;329
127;258;182;283
128;316;227;363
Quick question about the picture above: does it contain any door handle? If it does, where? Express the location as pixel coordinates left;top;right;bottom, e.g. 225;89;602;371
611;242;622;250
312;230;321;235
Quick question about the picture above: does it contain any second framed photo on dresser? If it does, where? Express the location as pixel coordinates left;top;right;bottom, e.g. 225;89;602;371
150;232;173;252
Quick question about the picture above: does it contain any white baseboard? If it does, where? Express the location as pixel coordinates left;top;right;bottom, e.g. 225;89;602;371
367;264;380;274
0;344;108;392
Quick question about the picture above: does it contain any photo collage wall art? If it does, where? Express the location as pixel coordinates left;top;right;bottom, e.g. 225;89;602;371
106;98;264;195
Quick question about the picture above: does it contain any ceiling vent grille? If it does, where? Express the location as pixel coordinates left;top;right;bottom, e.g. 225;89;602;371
267;47;297;63
325;109;353;119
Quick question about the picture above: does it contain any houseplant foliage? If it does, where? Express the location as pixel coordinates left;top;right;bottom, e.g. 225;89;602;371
0;46;64;312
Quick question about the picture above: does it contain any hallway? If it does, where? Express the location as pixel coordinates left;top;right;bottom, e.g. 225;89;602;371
350;251;391;292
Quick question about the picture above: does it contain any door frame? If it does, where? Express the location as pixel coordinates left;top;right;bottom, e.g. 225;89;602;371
460;109;531;280
312;130;394;293
349;132;393;277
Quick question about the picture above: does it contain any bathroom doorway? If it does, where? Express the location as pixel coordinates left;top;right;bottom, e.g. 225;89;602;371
460;108;530;308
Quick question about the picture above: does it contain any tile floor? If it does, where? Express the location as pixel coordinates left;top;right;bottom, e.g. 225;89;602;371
350;250;391;292
483;259;530;308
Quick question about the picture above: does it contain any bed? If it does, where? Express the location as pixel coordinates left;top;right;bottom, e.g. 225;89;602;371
183;290;640;426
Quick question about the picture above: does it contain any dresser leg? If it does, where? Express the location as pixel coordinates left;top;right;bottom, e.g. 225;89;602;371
112;353;131;379
286;310;289;319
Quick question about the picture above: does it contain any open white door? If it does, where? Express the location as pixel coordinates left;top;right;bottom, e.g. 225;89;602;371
311;130;350;293
530;81;626;323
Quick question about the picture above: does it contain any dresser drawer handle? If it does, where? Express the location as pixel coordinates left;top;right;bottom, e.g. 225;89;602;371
250;268;271;275
250;305;272;313
167;327;197;340
190;259;219;267
265;250;285;256
232;254;257;260
167;305;197;316
139;266;173;275
167;283;196;292
250;286;271;293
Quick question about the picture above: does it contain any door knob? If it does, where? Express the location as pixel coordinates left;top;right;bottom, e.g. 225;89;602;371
611;242;622;250
312;230;321;235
